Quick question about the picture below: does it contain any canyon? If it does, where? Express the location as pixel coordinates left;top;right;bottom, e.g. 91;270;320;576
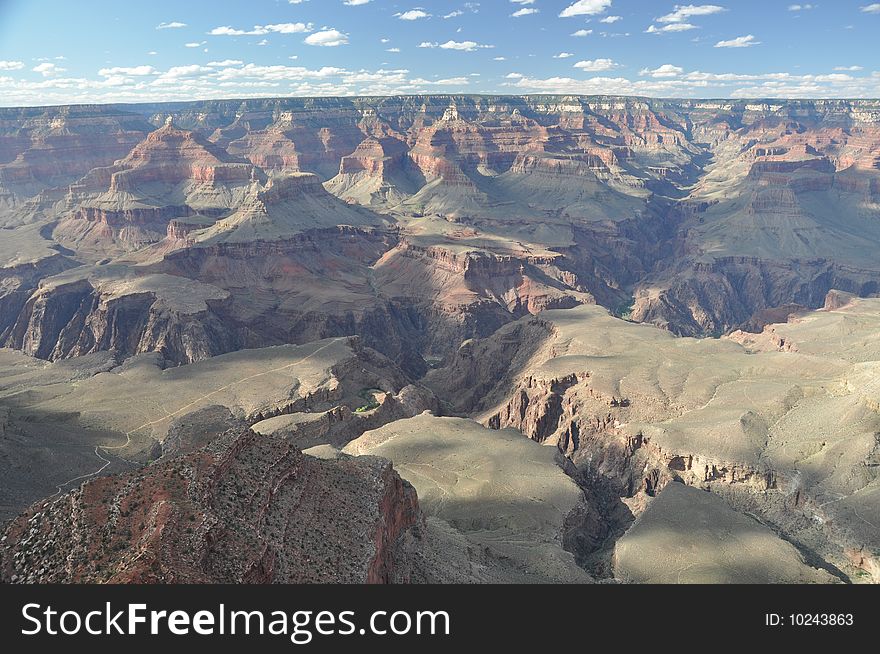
1;95;879;584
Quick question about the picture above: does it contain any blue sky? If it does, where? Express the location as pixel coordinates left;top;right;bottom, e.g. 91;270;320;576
0;0;877;106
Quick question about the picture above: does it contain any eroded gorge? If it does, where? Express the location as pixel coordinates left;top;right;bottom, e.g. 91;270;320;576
1;96;879;584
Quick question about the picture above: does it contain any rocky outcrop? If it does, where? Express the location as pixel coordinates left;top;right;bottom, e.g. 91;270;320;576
2;275;235;365
51;122;265;255
427;301;880;581
252;384;439;451
2;96;878;375
632;257;880;336
0;420;422;584
0;107;154;203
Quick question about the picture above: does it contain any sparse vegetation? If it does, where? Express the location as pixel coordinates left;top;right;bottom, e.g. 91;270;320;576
354;388;382;413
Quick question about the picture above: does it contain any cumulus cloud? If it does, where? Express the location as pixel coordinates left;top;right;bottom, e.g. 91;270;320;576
304;29;349;47
571;29;594;36
554;52;575;58
4;58;879;106
512;8;539;17
157;65;212;80
573;58;620;71
640;64;684;78
156;22;187;30
600;15;622;23
209;23;313;36
33;63;65;77
395;9;431;20
419;40;494;51
860;4;880;13
715;34;760;48
343;0;372;5
98;66;157;76
657;4;726;23
0;61;24;71
787;4;814;10
647;23;698;33
559;1;613;18
503;67;880;99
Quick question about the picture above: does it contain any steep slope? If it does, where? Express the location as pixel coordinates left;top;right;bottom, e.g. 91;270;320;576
343;414;595;583
0;336;416;520
615;482;835;584
0;419;421;584
426;296;880;582
2;96;880;399
634;102;880;334
0;106;153;212
324;136;419;207
52;120;264;257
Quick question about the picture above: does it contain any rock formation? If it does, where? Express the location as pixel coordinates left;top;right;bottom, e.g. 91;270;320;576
0;418;421;584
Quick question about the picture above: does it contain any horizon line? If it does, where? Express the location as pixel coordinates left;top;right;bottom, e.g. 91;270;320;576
2;94;880;111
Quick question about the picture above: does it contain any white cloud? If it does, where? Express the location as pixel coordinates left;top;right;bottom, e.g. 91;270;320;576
395;9;431;20
510;1;535;4
209;23;313;36
715;34;760;48
640;64;684;78
571;29;593;36
860;4;880;13
3;59;879;106
657;4;726;23
0;61;24;71
343;0;372;5
502;66;880;99
512;8;539;17
787;4;814;10
573;58;619;71
554;52;575;58
387;47;401;53
304;29;349;47
647;23;698;33
419;40;494;51
158;65;212;80
156;22;187;29
444;10;463;18
493;56;507;61
185;42;206;48
98;66;157;76
33;63;65;77
560;1;613;18
207;60;244;67
600;15;622;23
834;65;863;71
